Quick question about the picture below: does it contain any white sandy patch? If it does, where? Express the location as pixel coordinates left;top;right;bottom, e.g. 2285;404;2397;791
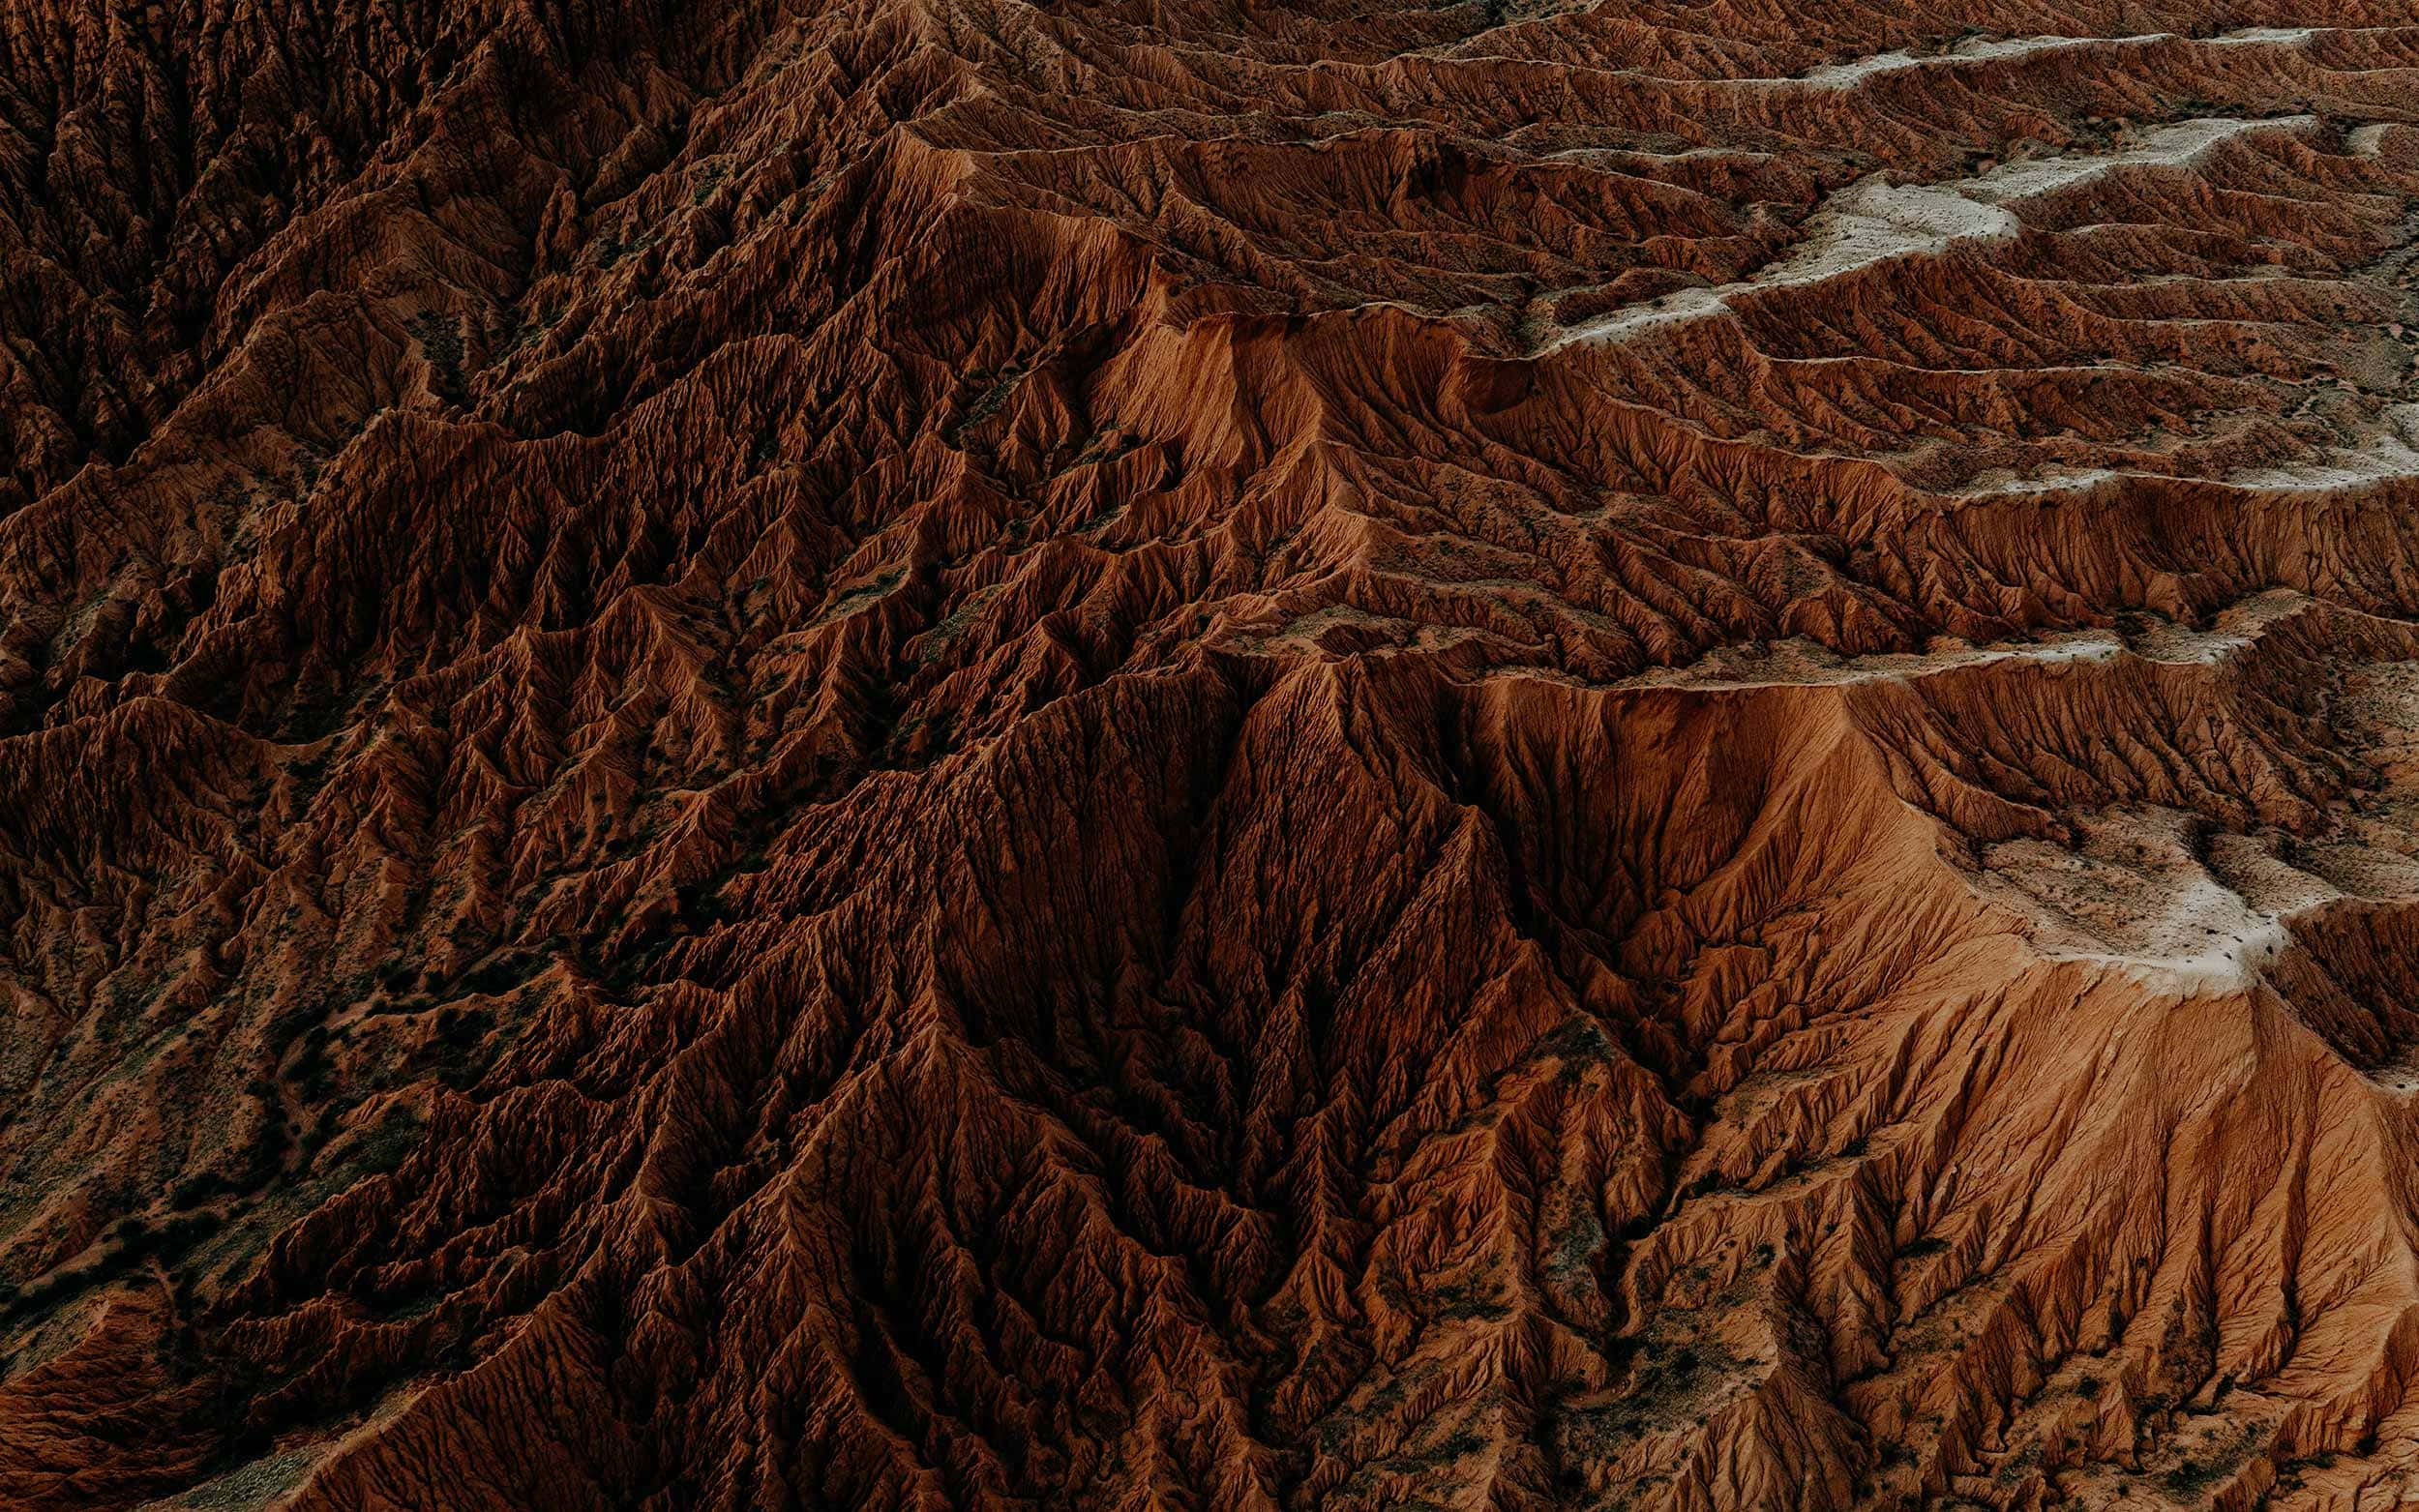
1759;25;2334;89
1539;145;1768;163
1952;465;2123;497
1984;815;2326;994
1615;630;2122;691
2124;588;2311;665
2349;124;2396;159
1617;593;2310;693
1956;115;2292;198
1548;117;2307;352
2209;26;2321;45
1940;404;2419;505
2227;404;2419;490
1792;34;2142;87
2028;872;2297;992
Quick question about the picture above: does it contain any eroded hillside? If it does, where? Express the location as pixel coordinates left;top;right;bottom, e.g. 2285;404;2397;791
2;1;2418;1507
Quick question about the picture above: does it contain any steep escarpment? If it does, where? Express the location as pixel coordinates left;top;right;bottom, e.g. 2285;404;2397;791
2;2;2419;1508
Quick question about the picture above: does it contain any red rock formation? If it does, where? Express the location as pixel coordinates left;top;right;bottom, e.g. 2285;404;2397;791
2;1;2418;1507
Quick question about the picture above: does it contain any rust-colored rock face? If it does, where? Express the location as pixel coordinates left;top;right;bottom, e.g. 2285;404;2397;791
3;3;2419;1508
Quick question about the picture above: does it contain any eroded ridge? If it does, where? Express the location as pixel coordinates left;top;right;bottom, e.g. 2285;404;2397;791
1;2;2418;1509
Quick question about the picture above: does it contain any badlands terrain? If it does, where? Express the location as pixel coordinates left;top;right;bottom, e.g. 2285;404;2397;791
1;0;2417;1507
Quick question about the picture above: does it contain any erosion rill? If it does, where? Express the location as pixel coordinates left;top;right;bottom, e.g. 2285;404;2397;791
1;4;2418;1509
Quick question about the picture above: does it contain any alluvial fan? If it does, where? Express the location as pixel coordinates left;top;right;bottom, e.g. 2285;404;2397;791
2;1;2418;1507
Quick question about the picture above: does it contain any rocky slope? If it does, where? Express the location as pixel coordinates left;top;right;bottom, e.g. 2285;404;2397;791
1;1;2417;1507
